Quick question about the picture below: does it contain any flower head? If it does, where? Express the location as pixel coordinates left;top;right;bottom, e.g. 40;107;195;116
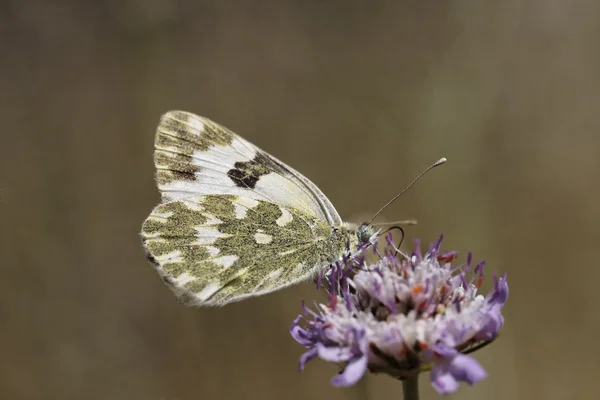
290;234;508;395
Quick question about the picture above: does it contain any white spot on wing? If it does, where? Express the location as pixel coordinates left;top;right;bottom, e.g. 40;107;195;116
182;199;204;211
174;272;196;285
151;211;173;220
203;214;222;225
143;232;161;239
267;268;282;280
276;208;293;226
196;282;220;301
194;226;226;244
236;197;259;208
187;117;205;134
213;255;238;269
254;232;273;244
206;246;220;257
233;202;247;219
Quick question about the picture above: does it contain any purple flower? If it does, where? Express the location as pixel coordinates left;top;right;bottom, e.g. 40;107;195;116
290;234;508;395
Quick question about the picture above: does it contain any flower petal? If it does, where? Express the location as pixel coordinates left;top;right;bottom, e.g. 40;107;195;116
474;308;504;341
487;272;509;306
317;344;353;362
298;347;318;371
290;315;315;347
431;353;487;394
449;353;487;384
331;355;368;387
430;364;460;395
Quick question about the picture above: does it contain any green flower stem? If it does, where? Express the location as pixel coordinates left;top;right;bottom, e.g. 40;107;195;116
402;375;419;400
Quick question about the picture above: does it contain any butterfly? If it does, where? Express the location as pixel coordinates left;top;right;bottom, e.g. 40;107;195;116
140;111;379;306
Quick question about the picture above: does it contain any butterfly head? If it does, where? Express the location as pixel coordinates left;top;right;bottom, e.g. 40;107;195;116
357;223;379;247
336;223;378;257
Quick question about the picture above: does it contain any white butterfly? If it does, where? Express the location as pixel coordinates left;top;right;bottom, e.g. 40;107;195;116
140;111;449;307
140;111;379;306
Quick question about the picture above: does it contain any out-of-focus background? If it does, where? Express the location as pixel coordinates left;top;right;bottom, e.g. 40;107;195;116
2;1;599;399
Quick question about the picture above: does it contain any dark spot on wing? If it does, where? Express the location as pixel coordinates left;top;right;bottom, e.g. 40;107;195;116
227;168;259;188
227;151;290;189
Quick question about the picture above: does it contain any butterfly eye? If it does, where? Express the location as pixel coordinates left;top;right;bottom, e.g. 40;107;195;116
357;224;373;244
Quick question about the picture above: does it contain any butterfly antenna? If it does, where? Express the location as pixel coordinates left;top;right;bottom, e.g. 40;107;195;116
367;157;447;225
372;219;418;226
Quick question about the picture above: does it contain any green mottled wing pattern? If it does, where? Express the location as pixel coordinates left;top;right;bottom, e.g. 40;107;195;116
141;194;354;306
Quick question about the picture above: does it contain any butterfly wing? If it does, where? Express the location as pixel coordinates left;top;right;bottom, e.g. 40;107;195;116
141;194;351;306
153;111;342;226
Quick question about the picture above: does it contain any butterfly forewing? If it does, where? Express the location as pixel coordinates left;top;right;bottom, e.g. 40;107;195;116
154;111;342;225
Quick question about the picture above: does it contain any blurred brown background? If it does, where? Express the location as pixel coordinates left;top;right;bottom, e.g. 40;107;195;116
2;1;599;399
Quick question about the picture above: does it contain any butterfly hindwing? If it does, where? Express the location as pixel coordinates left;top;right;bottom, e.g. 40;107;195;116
154;111;342;225
141;194;351;306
